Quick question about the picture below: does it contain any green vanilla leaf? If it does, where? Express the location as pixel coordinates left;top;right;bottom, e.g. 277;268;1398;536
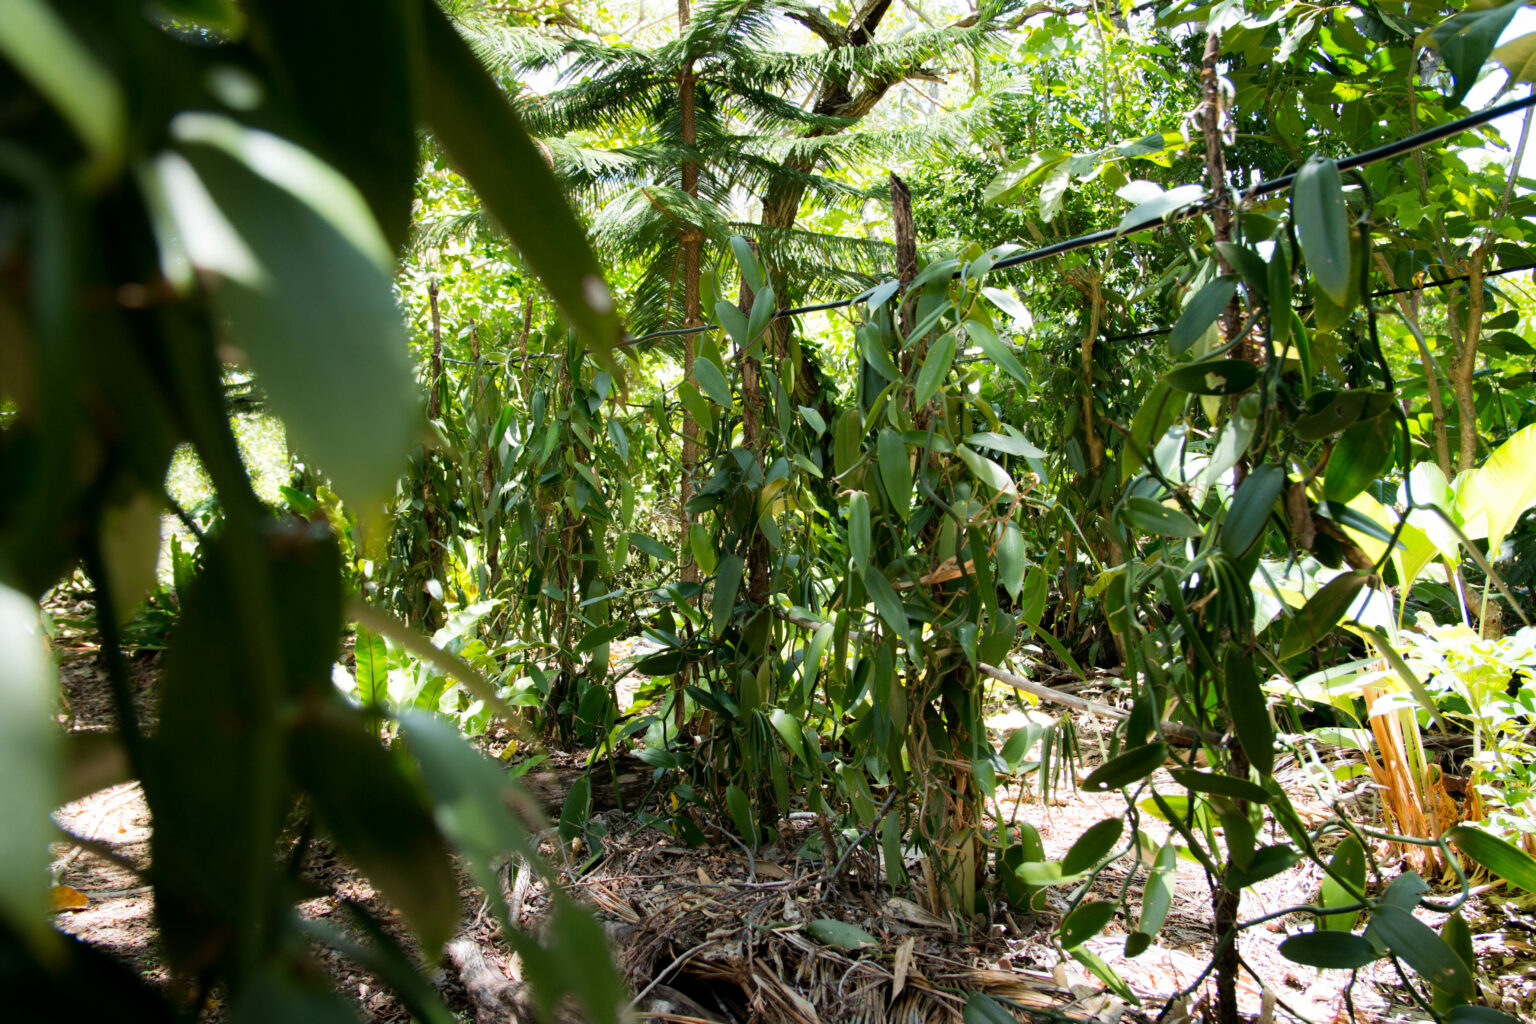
1321;836;1367;931
1222;464;1286;558
1367;905;1473;997
1276;572;1369;660
1224;647;1276;776
1424;1;1525;106
1060;900;1117;949
848;491;872;575
1169;276;1238;354
418;1;622;364
877;429;912;522
1081;743;1167;792
1278;931;1379;969
1063;818;1125;875
1447;825;1536;892
1293;157;1351;306
1124;496;1205;539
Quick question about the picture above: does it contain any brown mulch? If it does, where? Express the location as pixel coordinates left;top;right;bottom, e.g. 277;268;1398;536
39;591;1536;1023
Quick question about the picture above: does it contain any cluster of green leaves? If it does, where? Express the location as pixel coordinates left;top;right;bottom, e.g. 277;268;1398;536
0;1;627;1020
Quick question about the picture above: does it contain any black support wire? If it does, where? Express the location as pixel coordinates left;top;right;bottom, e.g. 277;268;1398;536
617;91;1536;350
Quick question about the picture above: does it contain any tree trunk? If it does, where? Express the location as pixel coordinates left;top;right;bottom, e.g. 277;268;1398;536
1199;30;1242;1024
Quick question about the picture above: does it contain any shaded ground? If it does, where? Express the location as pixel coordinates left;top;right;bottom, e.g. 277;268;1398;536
41;604;1536;1023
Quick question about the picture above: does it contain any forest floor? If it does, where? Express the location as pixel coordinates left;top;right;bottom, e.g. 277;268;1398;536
41;592;1536;1024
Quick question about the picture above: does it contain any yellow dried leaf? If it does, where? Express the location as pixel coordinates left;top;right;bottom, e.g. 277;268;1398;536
48;885;89;911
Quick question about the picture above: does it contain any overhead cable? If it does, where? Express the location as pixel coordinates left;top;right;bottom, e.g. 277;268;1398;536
618;91;1536;349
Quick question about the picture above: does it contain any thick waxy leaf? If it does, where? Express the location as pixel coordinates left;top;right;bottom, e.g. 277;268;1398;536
996;522;1026;598
1230;845;1300;888
1323;414;1395;503
1168;768;1270;804
160;114;417;507
0;586;58;951
877;429;912;521
419;2;621;361
1124;496;1204;539
1425;1;1525;105
1276;572;1369;660
291;710;458;955
1279;931;1379;969
1131;841;1178;955
963;992;1019;1024
966;432;1046;458
1164;359;1259;396
966;320;1029;386
1448;1006;1523;1023
247;0;415;251
1321;836;1367;931
848;492;871;574
712;554;743;636
914;332;956;406
1222;464;1285;557
1367;905;1473;997
805;918;877;949
1447;825;1536;892
1169;276;1238;354
0;0;124;180
693;358;733;409
1115;182;1206;233
861;566;910;642
1060;900;1117;949
1081;742;1167;791
859;323;901;382
576;622;627;654
1063;818;1125;875
1224;647;1275;776
628;532;676;563
1293;157;1351;306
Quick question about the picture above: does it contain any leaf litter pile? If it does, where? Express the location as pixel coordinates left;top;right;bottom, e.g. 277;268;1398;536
43;609;1536;1023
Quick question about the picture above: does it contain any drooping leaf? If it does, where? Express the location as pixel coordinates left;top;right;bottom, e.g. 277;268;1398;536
1447;825;1536;892
1059;900;1117;949
0;586;58;952
693;357;733;409
877;429;912;522
246;0;416;251
159;114;417;507
291;709;459;956
861;566;910;643
1293;157;1351;306
1081;743;1167;792
418;1;621;362
1224;647;1275;776
1221;464;1285;557
1323;414;1395;504
1169;276;1238;354
914;332;957;407
848;491;871;574
965;320;1029;386
1278;930;1379;969
1275;572;1369;660
712;554;743;636
1424;1;1526;105
1062;818;1125;874
1320;836;1367;932
1366;905;1473;997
